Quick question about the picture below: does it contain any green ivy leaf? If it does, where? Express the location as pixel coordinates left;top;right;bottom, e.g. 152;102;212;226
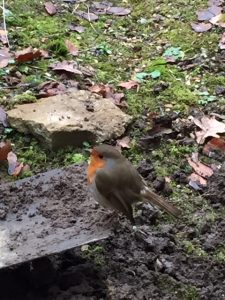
150;70;161;79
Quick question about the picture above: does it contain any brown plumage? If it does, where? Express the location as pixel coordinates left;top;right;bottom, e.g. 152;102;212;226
87;144;181;224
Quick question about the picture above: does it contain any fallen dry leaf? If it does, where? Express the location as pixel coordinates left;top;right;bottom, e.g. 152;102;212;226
39;49;50;58
187;156;214;178
188;172;207;190
0;29;8;45
219;32;225;49
89;84;127;107
0;141;12;161
0;107;9;127
193;115;225;144
37;81;66;97
68;24;85;33
0;48;12;68
107;6;131;16
118;80;139;90
65;40;79;56
191;22;212;32
12;162;24;177
203;137;225;157
7;151;18;175
91;2;131;16
91;1;113;12
75;10;99;21
197;6;222;21
116;136;131;149
50;61;83;75
15;47;46;63
140;124;173;145
44;2;57;15
7;151;29;176
210;13;225;27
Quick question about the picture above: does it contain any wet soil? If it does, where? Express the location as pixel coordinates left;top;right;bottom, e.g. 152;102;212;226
0;213;225;300
0;164;225;299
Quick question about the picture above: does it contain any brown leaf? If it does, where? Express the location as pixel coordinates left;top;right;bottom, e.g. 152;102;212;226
107;6;131;16
0;29;8;45
116;136;131;149
203;137;225;157
65;40;79;56
44;2;57;15
39;49;50;58
188;172;207;190
13;162;24;177
197;6;222;21
191;22;212;32
114;93;127;107
68;24;85;33
0;141;12;161
7;151;18;175
193;115;225;144
210;13;225;27
92;1;113;10
50;61;83;75
75;10;99;21
89;84;107;95
15;47;46;63
37;81;66;97
118;80;139;90
187;156;214;178
89;84;127;107
0;107;9;127
219;32;225;49
0;48;12;68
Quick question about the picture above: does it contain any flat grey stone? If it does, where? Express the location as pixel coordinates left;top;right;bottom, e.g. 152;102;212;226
8;89;132;149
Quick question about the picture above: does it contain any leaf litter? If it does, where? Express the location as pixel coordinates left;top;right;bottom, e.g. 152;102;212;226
65;40;79;56
116;136;131;149
187;153;214;190
88;84;127;107
44;2;57;16
192;115;225;144
15;47;49;63
192;0;225;48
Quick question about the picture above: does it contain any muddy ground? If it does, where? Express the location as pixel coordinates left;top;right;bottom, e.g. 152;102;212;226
0;162;225;300
1;0;225;299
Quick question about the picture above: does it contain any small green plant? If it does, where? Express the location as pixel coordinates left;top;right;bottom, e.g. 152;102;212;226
214;245;225;262
13;92;37;104
48;39;68;56
197;91;217;105
81;245;105;266
70;153;86;163
96;42;112;55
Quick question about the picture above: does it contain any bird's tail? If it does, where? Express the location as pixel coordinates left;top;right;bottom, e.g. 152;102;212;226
141;187;181;218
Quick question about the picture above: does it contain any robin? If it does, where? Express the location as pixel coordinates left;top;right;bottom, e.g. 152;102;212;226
87;144;181;224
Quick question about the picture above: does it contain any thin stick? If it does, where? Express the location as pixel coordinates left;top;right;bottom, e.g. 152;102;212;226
1;0;10;48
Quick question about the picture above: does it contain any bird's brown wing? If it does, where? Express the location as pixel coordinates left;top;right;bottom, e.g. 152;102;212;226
94;158;143;223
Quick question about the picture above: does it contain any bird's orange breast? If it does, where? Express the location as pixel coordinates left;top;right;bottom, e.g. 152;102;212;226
87;154;105;184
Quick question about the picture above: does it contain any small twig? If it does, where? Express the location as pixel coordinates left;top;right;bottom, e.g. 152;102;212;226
72;3;80;14
84;4;97;33
1;0;10;48
72;2;97;33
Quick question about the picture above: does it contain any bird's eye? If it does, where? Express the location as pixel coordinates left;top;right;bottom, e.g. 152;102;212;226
98;154;103;159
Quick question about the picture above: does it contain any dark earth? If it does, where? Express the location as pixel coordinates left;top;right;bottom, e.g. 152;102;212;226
0;160;225;299
2;0;225;299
